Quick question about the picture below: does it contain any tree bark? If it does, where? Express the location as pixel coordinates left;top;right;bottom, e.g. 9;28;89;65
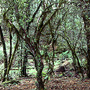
82;3;90;78
86;31;90;78
9;29;12;63
0;26;8;82
6;39;18;76
21;49;28;77
35;56;44;90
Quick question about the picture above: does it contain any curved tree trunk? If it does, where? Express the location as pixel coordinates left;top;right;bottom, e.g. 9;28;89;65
0;26;8;82
6;39;18;77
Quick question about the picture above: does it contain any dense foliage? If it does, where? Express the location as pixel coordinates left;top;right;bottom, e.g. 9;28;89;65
0;0;90;90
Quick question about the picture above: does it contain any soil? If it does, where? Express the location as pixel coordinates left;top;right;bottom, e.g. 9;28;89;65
0;76;90;90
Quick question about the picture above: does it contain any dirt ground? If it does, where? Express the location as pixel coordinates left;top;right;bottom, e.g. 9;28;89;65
0;76;90;90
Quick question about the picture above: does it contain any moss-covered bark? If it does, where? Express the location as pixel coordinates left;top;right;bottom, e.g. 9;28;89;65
0;26;8;82
82;3;90;78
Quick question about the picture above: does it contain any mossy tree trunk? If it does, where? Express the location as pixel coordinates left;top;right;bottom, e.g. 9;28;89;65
82;2;90;78
34;54;44;90
21;49;28;77
86;31;90;78
0;26;7;82
60;35;84;78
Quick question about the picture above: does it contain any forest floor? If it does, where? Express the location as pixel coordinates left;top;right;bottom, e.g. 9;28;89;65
0;76;90;90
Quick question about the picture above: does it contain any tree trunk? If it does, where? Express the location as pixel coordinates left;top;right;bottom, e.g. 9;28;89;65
86;31;90;78
37;70;44;90
74;52;84;78
21;49;28;76
6;39;18;77
82;3;90;78
35;55;44;90
9;29;12;63
0;26;8;82
72;50;84;78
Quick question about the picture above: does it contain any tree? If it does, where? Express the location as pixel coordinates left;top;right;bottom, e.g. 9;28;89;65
81;0;90;78
1;0;66;89
2;0;89;89
55;1;85;78
0;26;7;82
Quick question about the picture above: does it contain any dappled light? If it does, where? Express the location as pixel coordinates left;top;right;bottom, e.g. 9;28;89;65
0;0;90;90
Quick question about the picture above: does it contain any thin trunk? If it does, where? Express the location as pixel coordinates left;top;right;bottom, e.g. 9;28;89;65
7;29;12;80
7;39;18;76
86;31;90;78
22;49;27;76
0;26;7;82
73;52;84;78
9;29;12;63
20;42;23;76
72;52;77;71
